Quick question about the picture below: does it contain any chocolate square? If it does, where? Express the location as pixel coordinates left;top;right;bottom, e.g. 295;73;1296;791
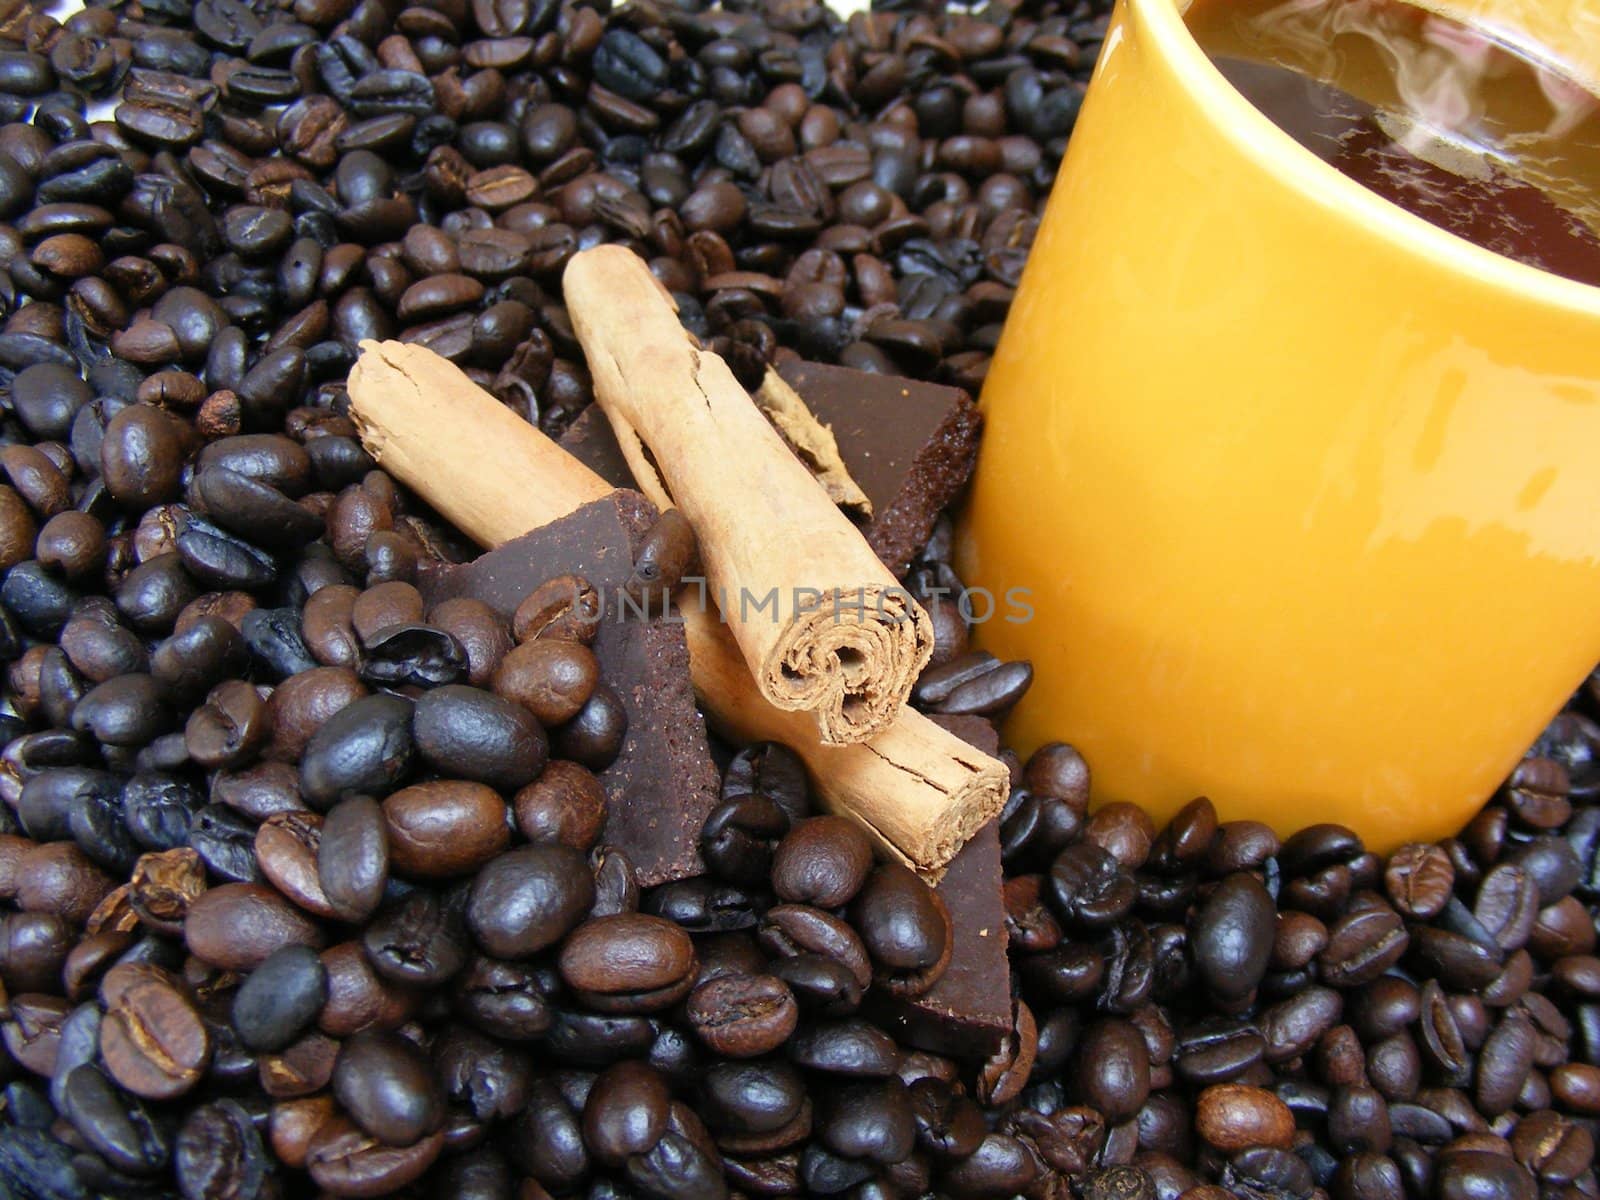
420;491;722;886
870;713;1013;1059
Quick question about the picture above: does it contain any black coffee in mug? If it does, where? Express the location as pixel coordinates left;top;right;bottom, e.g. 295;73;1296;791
1184;0;1600;287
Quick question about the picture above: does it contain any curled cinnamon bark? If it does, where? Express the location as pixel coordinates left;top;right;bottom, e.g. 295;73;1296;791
562;245;934;746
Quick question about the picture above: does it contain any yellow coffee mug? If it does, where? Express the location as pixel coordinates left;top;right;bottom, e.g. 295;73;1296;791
957;0;1600;851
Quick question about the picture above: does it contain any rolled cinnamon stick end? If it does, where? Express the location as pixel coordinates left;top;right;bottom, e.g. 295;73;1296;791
345;341;1007;878
682;611;1007;877
562;245;934;745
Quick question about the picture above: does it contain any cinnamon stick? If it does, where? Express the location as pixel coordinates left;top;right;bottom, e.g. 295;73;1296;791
347;341;1007;878
681;615;1005;873
562;245;933;746
347;340;612;541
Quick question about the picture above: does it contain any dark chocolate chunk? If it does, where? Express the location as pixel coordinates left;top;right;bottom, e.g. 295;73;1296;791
870;713;1011;1058
558;404;636;497
558;361;982;575
420;491;720;886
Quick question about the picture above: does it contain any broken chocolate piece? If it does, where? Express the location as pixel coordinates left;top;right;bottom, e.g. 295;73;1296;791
778;361;981;576
558;360;982;575
752;370;872;519
870;713;1012;1058
557;402;634;494
420;491;721;886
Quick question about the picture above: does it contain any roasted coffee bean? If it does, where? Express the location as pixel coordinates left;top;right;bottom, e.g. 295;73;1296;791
427;597;510;687
580;1058;671;1166
0;912;75;998
13;363;92;441
317;940;412;1039
1319;904;1409;987
16;840;116;925
1474;862;1539;952
686;972;798;1058
467;843;593;958
1050;841;1135;929
1385;842;1454;918
299;692;414;806
412;684;547;789
382;780;509;878
1409;925;1503;991
333;1028;443;1147
151;617;249;702
1434;1150;1537;1200
550;681;627;771
362;888;469;986
854;862;953;997
1506;835;1583;905
232;944;328;1053
1512;1108;1595;1182
4;560;78;638
192;467;322;550
1477;1012;1536;1116
3;992;72;1075
1073;1018;1151;1123
513;760;608;853
185;882;325;971
1175;1017;1267;1085
1505;757;1572;829
1552;1061;1600;1112
625;509;696;607
789;1016;902;1078
100;405;187;511
560;913;697;1013
454;955;552;1042
59;1063;171;1175
71;672;174;748
19;766;115;843
771;815;874;908
940;1131;1041;1198
128;846;205;935
99;963;211;1100
1190;872;1275;1001
351;581;424;642
175;1100;270;1200
189;804;263;883
184;679;270;769
1194;1083;1295;1152
1260;986;1342;1063
306;1115;444;1195
492;636;598;725
433;1023;532;1124
814;1074;915;1164
700;795;788;885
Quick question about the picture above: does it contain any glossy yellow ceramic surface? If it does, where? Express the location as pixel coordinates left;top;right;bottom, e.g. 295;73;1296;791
957;0;1600;851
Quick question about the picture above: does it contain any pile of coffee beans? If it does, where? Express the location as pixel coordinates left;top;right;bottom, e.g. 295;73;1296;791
1;0;1599;1197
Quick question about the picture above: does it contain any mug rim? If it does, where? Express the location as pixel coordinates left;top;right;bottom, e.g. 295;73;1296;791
1127;0;1600;316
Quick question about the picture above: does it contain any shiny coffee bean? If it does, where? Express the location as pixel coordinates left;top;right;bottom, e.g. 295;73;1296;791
412;684;547;790
853;863;953;997
560;913;698;1013
333;1028;444;1147
686;973;799;1058
382;780;509;878
771;816;874;908
467;844;593;958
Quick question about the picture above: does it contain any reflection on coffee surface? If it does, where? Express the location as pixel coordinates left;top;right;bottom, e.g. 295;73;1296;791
1185;0;1600;287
